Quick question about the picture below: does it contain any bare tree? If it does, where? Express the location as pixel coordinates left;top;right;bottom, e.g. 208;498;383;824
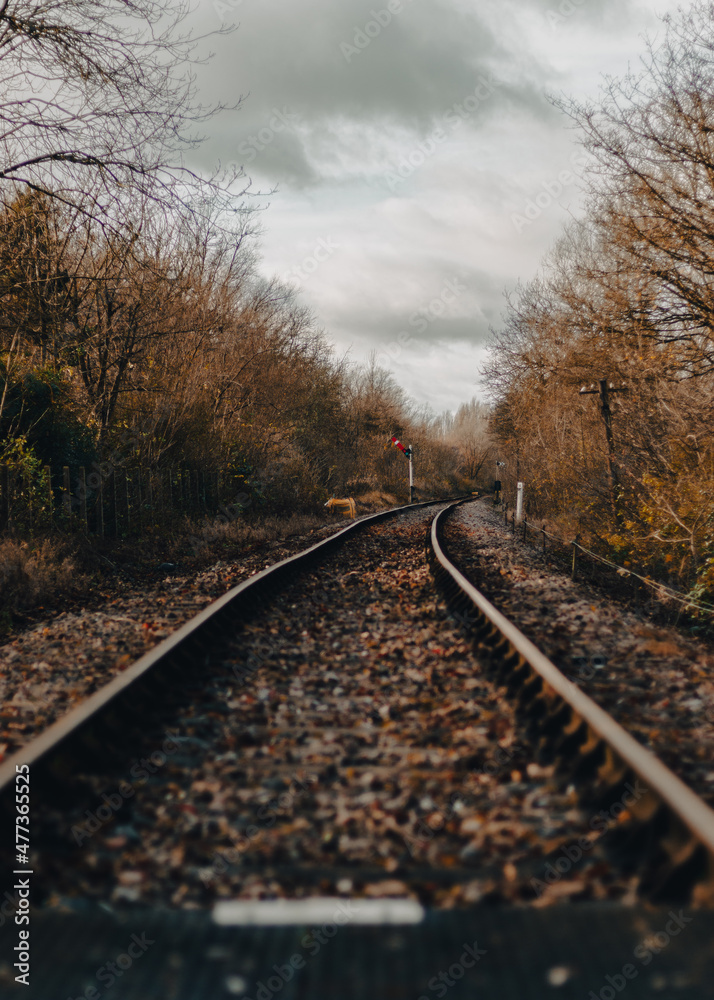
0;0;252;235
554;1;714;380
450;399;492;480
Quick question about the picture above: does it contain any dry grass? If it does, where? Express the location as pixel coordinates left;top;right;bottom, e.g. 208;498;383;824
353;490;402;512
183;511;329;561
0;538;83;618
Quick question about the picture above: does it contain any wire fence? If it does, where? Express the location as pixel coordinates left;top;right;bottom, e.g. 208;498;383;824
499;499;714;625
0;462;252;539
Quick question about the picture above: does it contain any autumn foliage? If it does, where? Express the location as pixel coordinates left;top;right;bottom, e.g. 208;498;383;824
484;1;714;600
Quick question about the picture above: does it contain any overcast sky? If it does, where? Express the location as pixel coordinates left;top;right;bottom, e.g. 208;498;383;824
189;0;682;415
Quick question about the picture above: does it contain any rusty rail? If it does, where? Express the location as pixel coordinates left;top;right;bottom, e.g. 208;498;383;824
430;499;714;903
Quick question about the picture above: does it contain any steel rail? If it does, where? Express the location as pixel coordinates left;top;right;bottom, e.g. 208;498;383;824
0;495;468;805
430;499;714;902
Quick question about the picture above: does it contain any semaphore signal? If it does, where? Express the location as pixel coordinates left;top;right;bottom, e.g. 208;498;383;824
389;436;412;459
389;436;414;502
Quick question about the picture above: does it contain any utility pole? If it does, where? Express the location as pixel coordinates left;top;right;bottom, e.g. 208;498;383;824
494;460;505;505
579;378;628;518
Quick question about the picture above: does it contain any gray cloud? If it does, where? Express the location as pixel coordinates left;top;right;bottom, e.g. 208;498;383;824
183;0;683;414
195;0;559;186
524;0;643;29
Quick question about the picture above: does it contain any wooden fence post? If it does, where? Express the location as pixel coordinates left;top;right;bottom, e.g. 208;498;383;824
192;470;199;513
97;475;104;538
23;468;32;531
124;470;131;532
146;469;153;526
136;470;143;533
156;469;163;520
63;466;71;520
110;471;118;538
44;465;52;528
1;464;9;530
79;467;88;531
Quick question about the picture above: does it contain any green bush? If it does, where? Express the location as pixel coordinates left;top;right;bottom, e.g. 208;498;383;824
0;437;53;531
0;361;96;469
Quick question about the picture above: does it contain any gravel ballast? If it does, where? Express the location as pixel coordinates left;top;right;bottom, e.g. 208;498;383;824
32;506;636;911
0;522;346;759
447;500;714;808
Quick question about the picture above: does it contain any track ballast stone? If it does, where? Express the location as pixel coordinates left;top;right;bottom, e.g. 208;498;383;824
33;506;634;911
448;501;714;808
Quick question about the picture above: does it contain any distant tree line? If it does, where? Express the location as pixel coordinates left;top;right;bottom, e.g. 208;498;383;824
0;0;488;529
484;1;714;599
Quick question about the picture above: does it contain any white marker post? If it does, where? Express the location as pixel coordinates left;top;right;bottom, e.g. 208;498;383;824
516;481;524;524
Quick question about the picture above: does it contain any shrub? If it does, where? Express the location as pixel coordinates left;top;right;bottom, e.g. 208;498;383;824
0;537;81;620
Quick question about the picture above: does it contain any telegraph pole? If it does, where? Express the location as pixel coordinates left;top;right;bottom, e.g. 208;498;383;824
579;378;628;518
494;460;505;505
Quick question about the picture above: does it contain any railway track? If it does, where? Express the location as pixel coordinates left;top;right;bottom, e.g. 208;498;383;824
1;496;713;998
0;497;464;810
430;501;714;904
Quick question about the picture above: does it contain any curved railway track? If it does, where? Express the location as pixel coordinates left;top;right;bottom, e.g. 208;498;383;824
430;500;714;905
1;496;714;907
0;497;463;807
1;496;714;999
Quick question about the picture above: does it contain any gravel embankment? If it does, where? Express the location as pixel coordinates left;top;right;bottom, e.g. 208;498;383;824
34;507;634;911
447;500;714;807
0;523;346;759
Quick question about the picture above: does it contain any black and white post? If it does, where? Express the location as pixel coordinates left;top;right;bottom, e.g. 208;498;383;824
516;481;524;524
